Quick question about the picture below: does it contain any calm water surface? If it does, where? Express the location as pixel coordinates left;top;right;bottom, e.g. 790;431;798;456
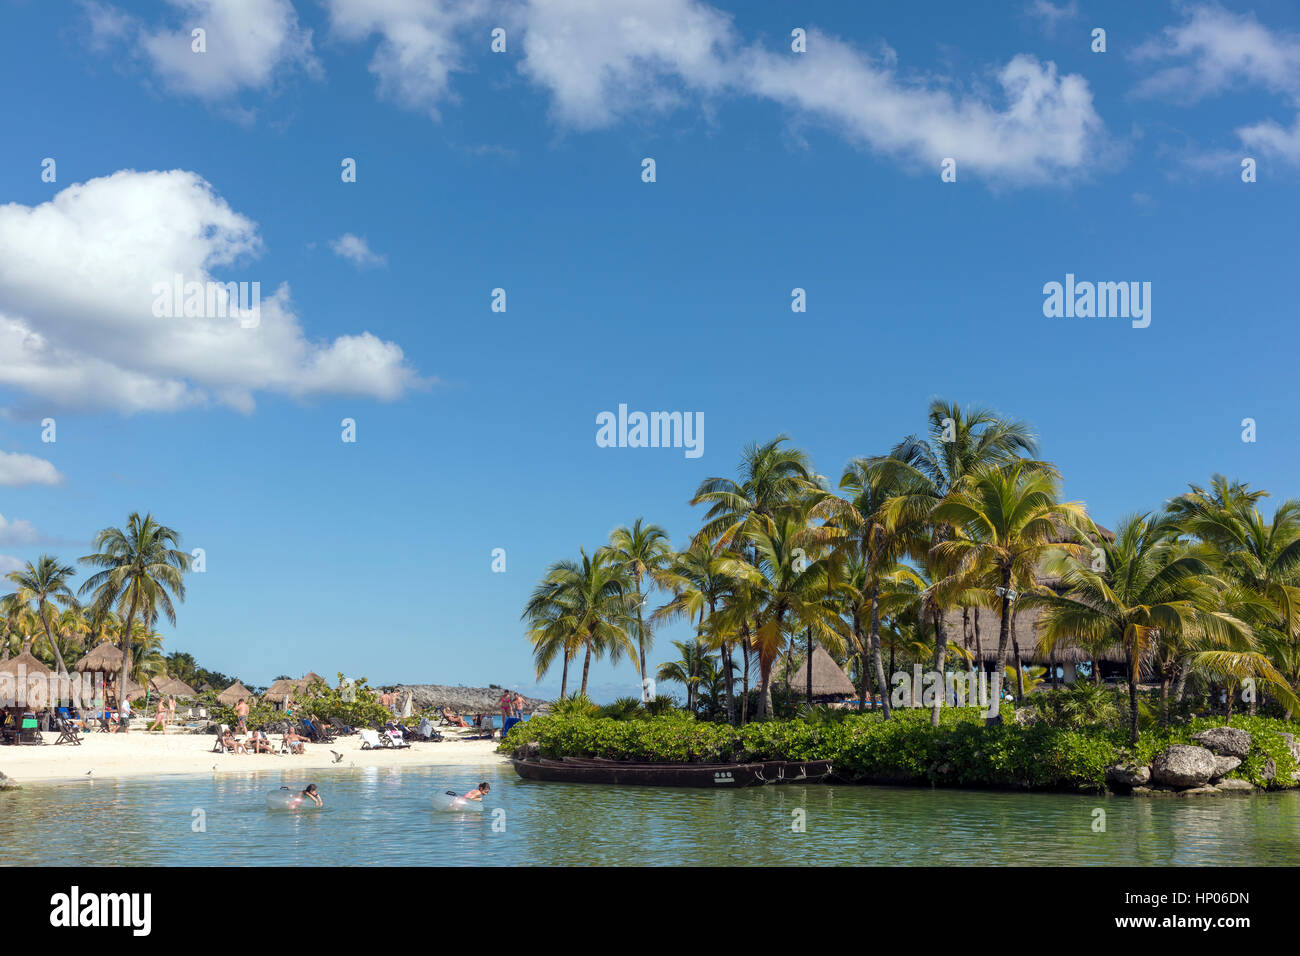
3;763;1298;866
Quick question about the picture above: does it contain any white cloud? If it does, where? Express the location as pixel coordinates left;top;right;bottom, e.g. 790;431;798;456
515;0;736;128
0;513;41;545
0;170;427;415
0;453;62;488
325;0;1105;184
325;0;489;117
87;0;320;100
1025;0;1079;33
330;234;387;268
1133;4;1300;165
0;555;24;576
739;36;1101;182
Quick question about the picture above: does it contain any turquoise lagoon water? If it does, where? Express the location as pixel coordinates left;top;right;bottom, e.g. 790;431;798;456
3;762;1299;866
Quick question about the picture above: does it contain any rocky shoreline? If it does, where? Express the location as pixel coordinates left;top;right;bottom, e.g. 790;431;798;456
1104;726;1299;795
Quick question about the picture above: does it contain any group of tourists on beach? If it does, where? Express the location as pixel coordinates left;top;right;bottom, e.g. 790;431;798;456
499;690;526;720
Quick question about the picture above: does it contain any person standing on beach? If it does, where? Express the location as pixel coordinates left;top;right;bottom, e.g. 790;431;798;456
235;697;249;733
499;691;511;722
512;691;524;719
167;695;176;725
148;697;167;732
118;696;132;733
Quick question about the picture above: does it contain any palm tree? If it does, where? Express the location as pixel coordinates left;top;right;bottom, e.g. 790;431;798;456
656;639;711;712
521;548;638;698
78;513;189;707
1027;513;1287;744
811;457;918;718
608;519;672;703
743;513;848;718
1169;479;1300;713
4;555;80;675
930;461;1093;725
877;401;1044;724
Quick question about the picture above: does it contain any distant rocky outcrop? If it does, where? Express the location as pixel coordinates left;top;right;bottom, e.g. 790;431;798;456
394;684;546;715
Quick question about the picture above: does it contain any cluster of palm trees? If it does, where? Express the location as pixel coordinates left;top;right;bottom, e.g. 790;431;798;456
523;400;1300;742
2;512;190;703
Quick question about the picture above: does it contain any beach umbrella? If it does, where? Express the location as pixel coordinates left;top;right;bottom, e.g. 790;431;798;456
782;647;856;699
74;642;125;674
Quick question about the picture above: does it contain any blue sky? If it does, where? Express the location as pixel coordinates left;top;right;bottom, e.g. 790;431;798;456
1;0;1298;701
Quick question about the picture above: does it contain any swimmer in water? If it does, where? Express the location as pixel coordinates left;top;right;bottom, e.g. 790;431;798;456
462;782;490;801
302;783;322;807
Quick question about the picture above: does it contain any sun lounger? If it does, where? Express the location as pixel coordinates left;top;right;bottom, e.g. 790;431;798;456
358;729;383;750
328;717;355;735
54;715;82;746
301;717;334;743
15;713;44;745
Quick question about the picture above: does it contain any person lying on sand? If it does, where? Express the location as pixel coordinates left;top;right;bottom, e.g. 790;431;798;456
302;783;322;807
283;728;307;754
462;782;491;801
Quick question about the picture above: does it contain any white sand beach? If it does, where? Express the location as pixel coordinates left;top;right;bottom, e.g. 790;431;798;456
0;726;507;785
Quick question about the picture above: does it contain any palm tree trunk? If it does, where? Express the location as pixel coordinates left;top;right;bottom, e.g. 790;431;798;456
740;633;751;724
1159;669;1171;729
988;571;1013;727
805;626;814;704
636;572;648;704
973;606;983;686
871;583;890;719
1011;610;1025;700
930;604;947;727
1127;649;1140;745
118;588;141;724
40;610;70;676
854;615;868;713
579;641;592;698
560;650;569;700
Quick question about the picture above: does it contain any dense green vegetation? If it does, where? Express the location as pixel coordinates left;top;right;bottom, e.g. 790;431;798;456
501;706;1300;792
523;400;1300;744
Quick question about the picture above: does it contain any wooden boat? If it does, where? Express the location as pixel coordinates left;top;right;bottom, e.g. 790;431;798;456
511;756;775;788
511;756;833;788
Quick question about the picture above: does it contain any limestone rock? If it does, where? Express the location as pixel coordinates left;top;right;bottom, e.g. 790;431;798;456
1151;745;1218;788
1210;755;1242;780
1214;778;1256;792
1191;727;1252;758
1106;764;1151;788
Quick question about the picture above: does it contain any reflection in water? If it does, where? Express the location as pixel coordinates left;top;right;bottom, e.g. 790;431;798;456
3;766;1298;866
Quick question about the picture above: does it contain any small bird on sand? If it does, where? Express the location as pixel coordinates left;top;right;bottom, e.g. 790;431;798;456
331;751;344;763
86;770;92;776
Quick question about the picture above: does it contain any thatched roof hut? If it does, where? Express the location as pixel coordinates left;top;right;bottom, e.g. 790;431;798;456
0;650;51;677
780;647;857;698
942;599;1126;664
75;642;125;673
150;676;197;698
263;678;304;703
301;672;326;689
216;681;255;707
122;677;147;702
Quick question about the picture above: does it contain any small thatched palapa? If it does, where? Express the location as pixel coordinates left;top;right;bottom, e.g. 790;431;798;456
165;678;197;698
0;650;52;677
781;647;856;699
216;680;255;707
262;678;304;703
75;642;126;673
300;671;326;688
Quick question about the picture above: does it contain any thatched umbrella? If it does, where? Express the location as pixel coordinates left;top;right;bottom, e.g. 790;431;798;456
216;680;255;708
301;671;325;688
0;651;54;716
164;678;197;699
263;678;302;704
783;647;856;700
75;642;125;674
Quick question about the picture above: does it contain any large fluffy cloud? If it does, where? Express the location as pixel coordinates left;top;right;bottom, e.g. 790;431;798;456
322;0;1106;183
0;170;425;415
86;0;319;100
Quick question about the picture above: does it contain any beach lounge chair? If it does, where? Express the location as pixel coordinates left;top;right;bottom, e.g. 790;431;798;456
301;717;335;744
328;717;355;736
54;715;82;746
212;724;232;753
358;728;383;750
